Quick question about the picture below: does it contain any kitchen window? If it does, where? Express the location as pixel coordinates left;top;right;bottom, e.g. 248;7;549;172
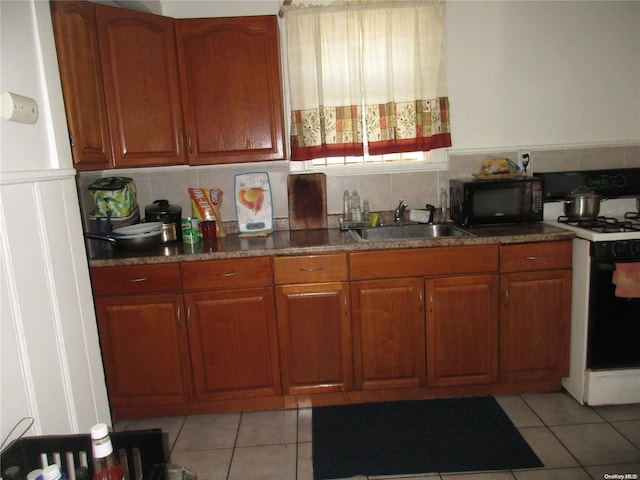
283;0;451;174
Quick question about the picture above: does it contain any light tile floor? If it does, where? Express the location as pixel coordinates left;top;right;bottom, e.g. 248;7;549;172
114;392;640;480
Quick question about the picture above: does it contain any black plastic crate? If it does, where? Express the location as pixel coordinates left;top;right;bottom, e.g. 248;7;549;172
1;429;165;480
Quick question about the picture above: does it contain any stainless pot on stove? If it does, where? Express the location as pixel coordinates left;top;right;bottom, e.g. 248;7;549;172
563;186;602;220
145;199;182;242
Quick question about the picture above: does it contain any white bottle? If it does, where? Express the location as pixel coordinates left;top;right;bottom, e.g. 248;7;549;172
42;465;64;480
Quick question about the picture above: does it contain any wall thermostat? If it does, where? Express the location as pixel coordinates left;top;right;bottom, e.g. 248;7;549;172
1;91;39;125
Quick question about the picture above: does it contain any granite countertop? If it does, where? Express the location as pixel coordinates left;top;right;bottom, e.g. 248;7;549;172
87;222;575;267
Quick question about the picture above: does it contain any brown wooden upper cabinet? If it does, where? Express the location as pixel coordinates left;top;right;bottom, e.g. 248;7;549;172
50;1;112;170
175;16;285;165
50;2;285;170
95;4;186;168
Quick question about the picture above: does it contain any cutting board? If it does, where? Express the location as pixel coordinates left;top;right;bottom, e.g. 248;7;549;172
288;173;328;230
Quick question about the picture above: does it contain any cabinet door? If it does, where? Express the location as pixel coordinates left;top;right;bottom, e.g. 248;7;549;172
50;1;112;170
94;294;192;407
351;278;426;390
96;5;185;168
176;16;285;165
185;288;281;401
501;270;572;382
276;282;352;395
426;274;499;387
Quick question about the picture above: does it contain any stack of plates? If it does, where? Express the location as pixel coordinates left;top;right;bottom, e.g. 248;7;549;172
111;222;163;238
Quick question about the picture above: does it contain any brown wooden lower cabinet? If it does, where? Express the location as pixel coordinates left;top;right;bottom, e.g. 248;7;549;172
500;269;572;382
90;241;573;418
94;294;192;407
184;288;281;401
426;274;500;387
275;282;352;395
351;278;426;390
499;241;572;383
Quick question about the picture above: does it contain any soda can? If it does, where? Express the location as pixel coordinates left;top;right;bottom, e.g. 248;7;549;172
181;217;200;243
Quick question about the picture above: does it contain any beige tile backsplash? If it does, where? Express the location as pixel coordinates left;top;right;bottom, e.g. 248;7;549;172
77;144;640;231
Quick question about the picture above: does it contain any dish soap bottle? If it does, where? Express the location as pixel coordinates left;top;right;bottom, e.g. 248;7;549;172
439;187;448;224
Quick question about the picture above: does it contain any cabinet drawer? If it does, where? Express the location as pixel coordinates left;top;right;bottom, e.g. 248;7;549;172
350;245;498;280
181;257;272;290
273;254;348;284
500;241;572;273
90;263;181;295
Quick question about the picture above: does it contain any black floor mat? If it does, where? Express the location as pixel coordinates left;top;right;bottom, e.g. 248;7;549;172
312;396;543;479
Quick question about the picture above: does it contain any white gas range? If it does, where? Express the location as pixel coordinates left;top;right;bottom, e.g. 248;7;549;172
536;169;640;405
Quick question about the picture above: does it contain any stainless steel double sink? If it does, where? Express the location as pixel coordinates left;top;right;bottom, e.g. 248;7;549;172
349;222;474;242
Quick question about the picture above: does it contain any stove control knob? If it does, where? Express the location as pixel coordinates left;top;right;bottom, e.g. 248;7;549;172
612;175;626;187
612;241;628;257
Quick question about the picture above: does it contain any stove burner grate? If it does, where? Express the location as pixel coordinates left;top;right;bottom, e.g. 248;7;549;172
557;215;640;233
625;211;640;221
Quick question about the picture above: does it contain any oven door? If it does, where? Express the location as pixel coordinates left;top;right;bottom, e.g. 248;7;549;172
587;259;640;369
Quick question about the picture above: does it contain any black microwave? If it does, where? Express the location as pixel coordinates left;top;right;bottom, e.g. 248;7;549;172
450;176;544;226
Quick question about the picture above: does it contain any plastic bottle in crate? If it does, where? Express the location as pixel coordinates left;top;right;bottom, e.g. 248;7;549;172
90;424;124;480
4;466;22;480
42;465;66;480
75;467;90;480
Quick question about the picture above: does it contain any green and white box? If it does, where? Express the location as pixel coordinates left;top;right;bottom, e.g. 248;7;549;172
89;177;138;218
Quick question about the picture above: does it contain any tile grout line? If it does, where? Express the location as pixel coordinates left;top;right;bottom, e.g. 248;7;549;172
517;393;588;471
295;409;300;480
225;411;243;480
518;392;640;474
607;419;640;457
169;416;187;459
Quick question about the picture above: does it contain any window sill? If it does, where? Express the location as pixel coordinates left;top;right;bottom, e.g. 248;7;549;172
289;149;449;176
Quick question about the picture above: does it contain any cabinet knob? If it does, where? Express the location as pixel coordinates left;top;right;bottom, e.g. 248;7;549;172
187;132;194;154
343;292;348;316
127;277;147;283
216;271;239;277
525;255;548;261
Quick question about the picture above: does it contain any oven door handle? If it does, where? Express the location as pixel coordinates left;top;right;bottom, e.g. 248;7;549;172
594;262;639;272
595;263;616;272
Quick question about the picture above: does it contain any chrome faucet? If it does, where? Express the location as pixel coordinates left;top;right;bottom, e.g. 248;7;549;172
425;204;436;224
394;200;407;222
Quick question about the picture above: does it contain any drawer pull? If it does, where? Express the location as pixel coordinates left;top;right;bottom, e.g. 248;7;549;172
128;277;147;283
525;255;548;261
299;267;322;273
216;271;239;277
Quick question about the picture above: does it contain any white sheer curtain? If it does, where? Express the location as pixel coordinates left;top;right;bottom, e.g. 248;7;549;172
285;0;451;162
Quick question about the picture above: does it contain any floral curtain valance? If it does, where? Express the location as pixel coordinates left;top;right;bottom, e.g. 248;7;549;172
285;0;451;161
